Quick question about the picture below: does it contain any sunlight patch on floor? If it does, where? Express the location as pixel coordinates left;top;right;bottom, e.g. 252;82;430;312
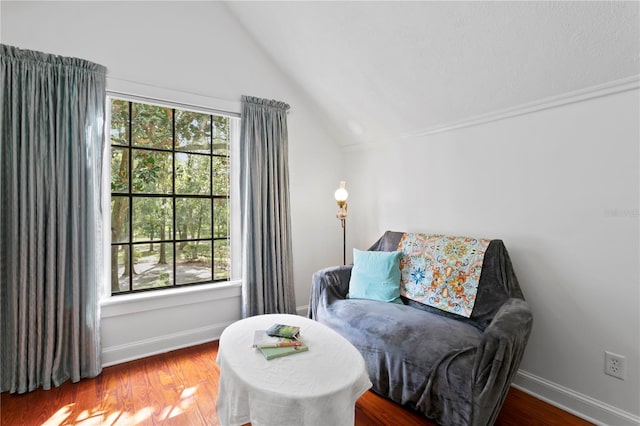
41;385;200;425
133;407;153;424
75;408;108;425
42;404;74;425
164;385;199;420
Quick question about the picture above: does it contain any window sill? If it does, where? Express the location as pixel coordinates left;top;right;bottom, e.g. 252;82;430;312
101;280;242;319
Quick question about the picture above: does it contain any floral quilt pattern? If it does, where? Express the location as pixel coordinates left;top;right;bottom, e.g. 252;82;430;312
398;233;490;317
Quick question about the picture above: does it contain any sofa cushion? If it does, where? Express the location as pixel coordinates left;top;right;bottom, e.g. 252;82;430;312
348;249;402;303
323;298;483;359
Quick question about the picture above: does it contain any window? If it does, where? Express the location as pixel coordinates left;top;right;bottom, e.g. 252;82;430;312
109;98;235;295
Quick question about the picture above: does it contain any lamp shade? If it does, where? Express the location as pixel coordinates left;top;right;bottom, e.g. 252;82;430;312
334;181;348;202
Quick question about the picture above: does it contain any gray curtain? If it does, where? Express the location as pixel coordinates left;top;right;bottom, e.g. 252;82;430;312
0;45;106;393
240;95;296;317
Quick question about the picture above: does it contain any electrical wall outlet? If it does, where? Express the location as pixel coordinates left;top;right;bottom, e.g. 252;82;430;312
604;351;626;380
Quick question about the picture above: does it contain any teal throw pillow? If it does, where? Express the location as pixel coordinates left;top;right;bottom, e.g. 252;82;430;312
348;249;403;303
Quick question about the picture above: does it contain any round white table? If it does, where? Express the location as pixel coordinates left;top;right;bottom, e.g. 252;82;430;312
216;314;372;426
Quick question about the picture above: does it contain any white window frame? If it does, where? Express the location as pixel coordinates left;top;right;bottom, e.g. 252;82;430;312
101;78;242;302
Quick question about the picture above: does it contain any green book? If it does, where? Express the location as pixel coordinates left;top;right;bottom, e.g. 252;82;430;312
266;323;301;339
258;342;309;360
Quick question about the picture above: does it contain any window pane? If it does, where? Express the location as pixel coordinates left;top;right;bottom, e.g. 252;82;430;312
133;243;174;290
175;153;211;195
132;103;173;150
110;97;234;296
212;156;229;196
111;147;129;193
110;244;129;294
213;198;229;239
132;197;173;242
177;241;212;285
111;196;129;243
110;100;129;146
132;149;173;194
214;239;230;280
176;198;211;240
175;110;211;154
212;115;229;156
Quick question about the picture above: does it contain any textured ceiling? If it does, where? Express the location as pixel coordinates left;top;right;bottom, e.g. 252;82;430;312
226;1;639;146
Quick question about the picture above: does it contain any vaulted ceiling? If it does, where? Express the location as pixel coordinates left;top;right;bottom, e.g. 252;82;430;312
226;1;639;146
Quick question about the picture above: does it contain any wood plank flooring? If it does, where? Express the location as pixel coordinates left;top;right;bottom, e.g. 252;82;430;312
1;341;593;425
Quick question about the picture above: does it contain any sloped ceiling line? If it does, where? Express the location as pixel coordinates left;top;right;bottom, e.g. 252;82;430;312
401;74;640;139
341;74;640;152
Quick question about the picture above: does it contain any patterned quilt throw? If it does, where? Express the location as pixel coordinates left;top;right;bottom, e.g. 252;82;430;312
398;233;490;317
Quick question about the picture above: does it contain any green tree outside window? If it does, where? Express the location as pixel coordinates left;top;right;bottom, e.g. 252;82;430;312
110;99;231;294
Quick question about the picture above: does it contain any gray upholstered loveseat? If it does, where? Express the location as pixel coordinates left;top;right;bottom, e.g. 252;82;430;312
308;231;533;426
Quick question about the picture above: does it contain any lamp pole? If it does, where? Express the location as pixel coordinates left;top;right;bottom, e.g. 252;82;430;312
341;217;346;266
335;181;349;266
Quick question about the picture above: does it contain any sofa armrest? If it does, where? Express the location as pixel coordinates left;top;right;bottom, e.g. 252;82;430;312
308;265;353;320
472;298;533;425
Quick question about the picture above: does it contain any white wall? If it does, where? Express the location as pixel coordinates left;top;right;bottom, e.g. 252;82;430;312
344;87;640;424
1;1;343;364
5;2;639;423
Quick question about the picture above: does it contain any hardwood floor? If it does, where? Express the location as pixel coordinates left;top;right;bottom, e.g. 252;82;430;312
1;341;592;425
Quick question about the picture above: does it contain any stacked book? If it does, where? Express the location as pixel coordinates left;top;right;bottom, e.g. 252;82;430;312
253;323;309;360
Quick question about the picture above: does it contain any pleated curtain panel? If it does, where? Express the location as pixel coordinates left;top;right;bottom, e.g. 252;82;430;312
240;95;296;317
0;45;106;393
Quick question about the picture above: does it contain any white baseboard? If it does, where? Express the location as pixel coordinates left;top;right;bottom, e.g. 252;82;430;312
101;320;234;367
296;304;309;317
514;370;640;426
101;305;310;367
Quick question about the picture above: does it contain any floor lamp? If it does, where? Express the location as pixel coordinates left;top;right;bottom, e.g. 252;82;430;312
335;181;349;265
